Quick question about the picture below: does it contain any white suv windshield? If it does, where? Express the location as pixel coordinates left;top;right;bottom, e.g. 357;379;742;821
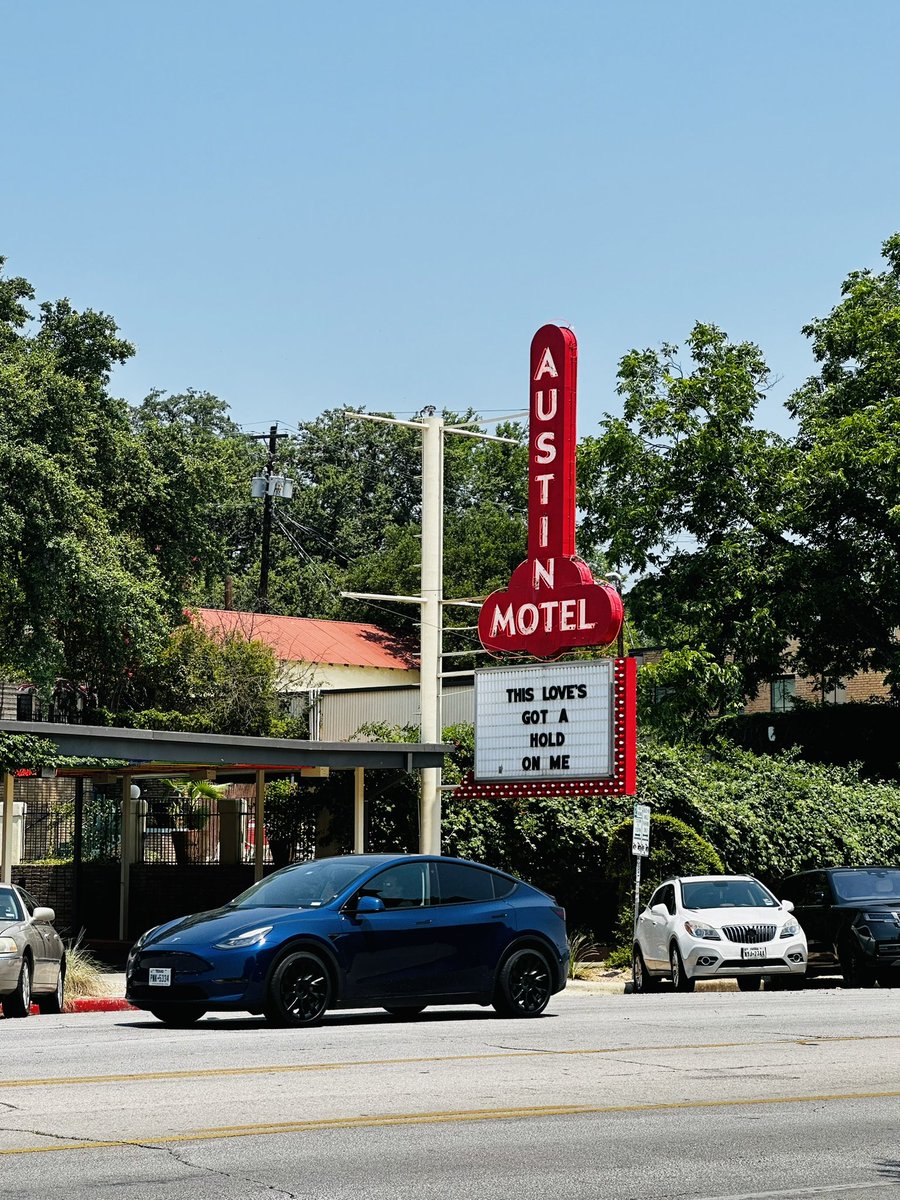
682;879;777;909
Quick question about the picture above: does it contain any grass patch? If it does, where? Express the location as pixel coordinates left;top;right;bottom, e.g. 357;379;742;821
64;931;109;1000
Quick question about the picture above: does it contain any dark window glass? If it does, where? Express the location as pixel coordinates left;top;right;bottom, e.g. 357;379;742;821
492;874;517;900
16;887;35;916
648;887;666;911
16;692;34;722
362;863;429;910
831;869;900;903
787;874;830;907
661;885;676;914
231;858;371;909
435;862;495;904
770;676;796;712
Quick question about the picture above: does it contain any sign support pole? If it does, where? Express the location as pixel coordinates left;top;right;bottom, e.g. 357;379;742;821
633;854;642;942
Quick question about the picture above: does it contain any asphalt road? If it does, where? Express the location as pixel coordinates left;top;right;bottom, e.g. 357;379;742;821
1;986;900;1199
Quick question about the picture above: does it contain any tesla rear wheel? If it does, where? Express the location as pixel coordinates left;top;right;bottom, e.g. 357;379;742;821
493;947;553;1017
383;1006;427;1017
737;974;761;992
670;944;695;993
265;950;331;1027
3;957;32;1018
632;947;660;994
37;962;65;1015
148;1004;207;1026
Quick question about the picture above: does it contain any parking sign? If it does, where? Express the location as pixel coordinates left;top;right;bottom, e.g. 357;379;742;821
632;803;651;857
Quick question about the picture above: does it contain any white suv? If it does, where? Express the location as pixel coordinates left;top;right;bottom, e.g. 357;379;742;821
633;875;807;993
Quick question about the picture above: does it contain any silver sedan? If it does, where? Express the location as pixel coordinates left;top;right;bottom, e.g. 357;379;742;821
0;884;65;1017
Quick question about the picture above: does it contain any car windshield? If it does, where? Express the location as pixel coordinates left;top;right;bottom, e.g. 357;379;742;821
681;879;778;909
229;859;373;908
831;869;900;903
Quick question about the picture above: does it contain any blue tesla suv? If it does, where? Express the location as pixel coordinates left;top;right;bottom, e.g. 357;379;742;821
125;854;569;1026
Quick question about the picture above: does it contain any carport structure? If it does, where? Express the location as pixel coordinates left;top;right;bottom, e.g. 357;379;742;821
0;721;446;940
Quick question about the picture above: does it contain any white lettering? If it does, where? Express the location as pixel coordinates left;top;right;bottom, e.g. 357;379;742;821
535;431;556;464
533;559;555;590
533;347;558;380
535;473;554;504
539;515;549;547
539;601;556;631
560;599;576;631
534;388;558;421
578;598;596;630
516;604;539;636
490;603;515;638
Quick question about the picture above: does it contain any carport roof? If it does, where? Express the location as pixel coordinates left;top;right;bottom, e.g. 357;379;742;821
1;720;446;773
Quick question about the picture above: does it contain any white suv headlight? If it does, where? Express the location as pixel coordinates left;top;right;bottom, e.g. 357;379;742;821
780;919;800;938
683;920;721;940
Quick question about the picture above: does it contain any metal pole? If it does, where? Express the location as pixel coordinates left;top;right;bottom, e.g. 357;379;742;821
257;424;278;613
254;770;265;881
1;773;14;885
353;768;365;853
633;854;642;942
72;777;84;934
419;415;443;855
118;773;131;941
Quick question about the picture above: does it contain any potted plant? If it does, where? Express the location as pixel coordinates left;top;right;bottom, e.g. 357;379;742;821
164;779;227;865
263;779;316;869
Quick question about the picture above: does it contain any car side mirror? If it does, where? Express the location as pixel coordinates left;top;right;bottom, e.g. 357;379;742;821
352;895;385;915
781;899;795;913
650;904;669;918
32;907;55;924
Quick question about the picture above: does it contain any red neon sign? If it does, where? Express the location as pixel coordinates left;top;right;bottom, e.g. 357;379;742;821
478;324;623;657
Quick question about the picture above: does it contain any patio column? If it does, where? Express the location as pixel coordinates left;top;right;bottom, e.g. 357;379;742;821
1;773;14;885
353;767;365;853
254;769;265;882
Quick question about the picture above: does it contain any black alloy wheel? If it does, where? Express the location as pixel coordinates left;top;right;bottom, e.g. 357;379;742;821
632;947;659;994
148;1004;207;1026
37;962;65;1015
265;950;331;1027
383;1006;427;1017
670;944;695;993
3;956;32;1018
493;947;553;1017
840;944;877;989
737;974;762;992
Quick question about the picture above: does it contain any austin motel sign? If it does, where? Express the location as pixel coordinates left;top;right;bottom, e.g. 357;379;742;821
477;324;623;656
468;325;636;797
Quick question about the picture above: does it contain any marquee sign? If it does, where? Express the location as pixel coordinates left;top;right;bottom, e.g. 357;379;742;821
477;324;623;657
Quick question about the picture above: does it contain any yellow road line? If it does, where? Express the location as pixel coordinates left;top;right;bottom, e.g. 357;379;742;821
2;1089;900;1156
0;1033;897;1091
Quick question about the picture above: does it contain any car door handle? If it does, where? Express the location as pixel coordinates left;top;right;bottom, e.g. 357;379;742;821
415;919;432;926
490;912;510;919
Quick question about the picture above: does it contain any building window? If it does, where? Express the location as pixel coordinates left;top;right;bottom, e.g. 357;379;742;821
823;680;847;705
770;676;796;712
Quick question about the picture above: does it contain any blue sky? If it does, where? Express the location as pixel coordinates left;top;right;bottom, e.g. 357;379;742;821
3;1;899;439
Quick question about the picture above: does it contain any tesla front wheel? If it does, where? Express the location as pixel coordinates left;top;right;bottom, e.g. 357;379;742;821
493;947;553;1017
148;1005;207;1026
37;963;65;1015
3;957;32;1018
265;950;331;1027
670;944;695;993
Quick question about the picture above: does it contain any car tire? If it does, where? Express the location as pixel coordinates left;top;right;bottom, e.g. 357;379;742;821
840;945;876;989
876;970;896;988
2;956;32;1018
670;944;695;993
632;947;660;994
493;947;554;1017
737;974;761;992
36;962;65;1015
264;950;331;1027
383;1006;427;1017
148;1004;207;1026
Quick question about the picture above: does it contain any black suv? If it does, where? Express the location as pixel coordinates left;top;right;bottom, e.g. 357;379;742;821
780;867;900;987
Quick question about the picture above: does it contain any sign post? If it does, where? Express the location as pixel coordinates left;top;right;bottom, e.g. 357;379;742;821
632;802;651;938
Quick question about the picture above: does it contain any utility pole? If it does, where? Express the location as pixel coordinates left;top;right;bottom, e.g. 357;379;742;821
250;424;289;613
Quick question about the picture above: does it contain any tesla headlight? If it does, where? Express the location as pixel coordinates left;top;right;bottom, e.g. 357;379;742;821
683;920;721;940
780;919;800;938
0;937;19;954
127;925;160;967
214;925;273;950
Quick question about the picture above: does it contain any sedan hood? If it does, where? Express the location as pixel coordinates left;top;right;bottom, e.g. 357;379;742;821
144;905;330;949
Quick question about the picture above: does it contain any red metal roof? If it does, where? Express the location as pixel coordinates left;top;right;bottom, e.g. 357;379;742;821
194;609;417;672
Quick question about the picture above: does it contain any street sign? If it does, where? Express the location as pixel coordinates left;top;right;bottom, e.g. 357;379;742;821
632;803;651;857
474;660;615;783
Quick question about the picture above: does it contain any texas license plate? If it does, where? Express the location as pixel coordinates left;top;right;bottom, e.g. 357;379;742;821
741;946;765;960
148;968;172;986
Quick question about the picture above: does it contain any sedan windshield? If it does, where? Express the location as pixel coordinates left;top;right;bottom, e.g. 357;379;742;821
230;859;372;908
682;879;778;909
831;869;900;903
